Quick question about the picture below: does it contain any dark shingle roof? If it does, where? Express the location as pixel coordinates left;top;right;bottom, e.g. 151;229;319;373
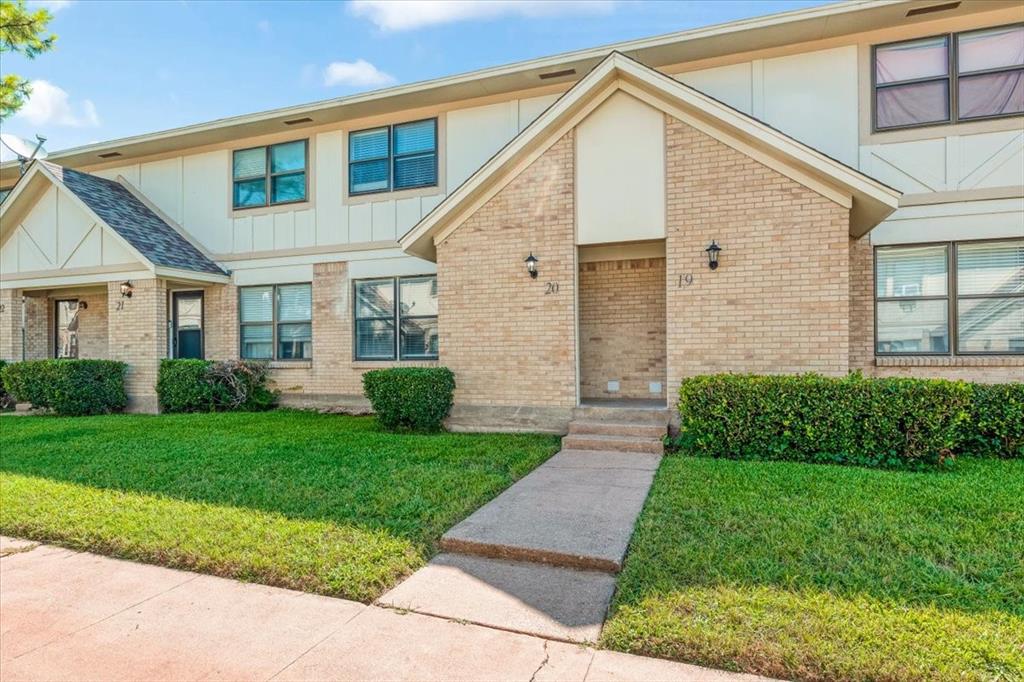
41;161;226;276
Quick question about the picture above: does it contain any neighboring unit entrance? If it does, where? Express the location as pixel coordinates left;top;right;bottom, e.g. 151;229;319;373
172;291;204;359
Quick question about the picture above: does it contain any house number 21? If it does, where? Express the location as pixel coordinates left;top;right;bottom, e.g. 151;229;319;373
545;282;559;295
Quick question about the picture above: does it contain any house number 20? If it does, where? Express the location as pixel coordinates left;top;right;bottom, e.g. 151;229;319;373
545;282;559;295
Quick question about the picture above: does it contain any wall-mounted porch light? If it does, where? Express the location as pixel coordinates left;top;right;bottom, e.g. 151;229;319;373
120;281;134;298
525;253;539;279
705;241;721;270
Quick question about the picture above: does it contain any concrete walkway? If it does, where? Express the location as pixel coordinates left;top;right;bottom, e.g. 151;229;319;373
379;445;662;642
0;537;774;681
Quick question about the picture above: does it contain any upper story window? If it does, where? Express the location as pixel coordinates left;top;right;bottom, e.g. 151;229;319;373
875;239;1023;356
232;140;308;209
353;275;438;360
873;24;1024;131
349;118;437;196
239;283;312;360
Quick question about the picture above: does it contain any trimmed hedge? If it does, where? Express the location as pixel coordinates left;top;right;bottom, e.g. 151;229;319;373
967;382;1024;458
0;359;13;411
157;359;277;413
676;373;980;469
0;359;127;416
362;367;455;432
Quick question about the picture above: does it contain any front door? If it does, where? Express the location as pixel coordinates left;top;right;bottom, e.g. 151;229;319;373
172;291;204;359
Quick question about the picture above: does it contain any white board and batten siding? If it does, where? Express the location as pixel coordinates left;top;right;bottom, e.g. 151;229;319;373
675;45;1023;246
89;92;563;268
0;184;140;276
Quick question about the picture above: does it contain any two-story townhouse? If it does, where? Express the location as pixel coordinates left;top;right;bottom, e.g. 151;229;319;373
0;0;1021;430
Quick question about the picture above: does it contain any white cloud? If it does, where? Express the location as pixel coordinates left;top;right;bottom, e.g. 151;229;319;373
349;0;614;31
30;0;74;12
323;59;396;88
16;80;100;128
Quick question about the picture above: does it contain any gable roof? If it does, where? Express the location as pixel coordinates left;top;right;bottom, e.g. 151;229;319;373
400;52;902;261
1;161;227;279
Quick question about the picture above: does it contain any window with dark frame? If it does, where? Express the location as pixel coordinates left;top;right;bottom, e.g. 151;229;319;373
232;140;308;209
349;119;438;196
239;283;312;360
354;276;438;360
875;239;1023;356
873;23;1024;131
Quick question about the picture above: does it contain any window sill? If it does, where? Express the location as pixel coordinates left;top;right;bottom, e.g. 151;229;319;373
269;360;312;369
351;359;439;369
875;355;1024;368
230;200;312;219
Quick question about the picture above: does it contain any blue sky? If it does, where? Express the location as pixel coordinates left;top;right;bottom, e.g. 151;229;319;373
2;0;830;157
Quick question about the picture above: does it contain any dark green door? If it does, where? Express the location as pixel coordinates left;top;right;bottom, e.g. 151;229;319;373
173;291;204;359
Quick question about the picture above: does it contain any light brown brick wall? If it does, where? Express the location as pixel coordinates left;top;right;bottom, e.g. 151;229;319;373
664;114;851;396
107;278;166;412
849;234;1023;383
24;295;49;360
75;290;108;359
436;132;577;408
579;257;666;400
201;283;238;361
0;289;21;362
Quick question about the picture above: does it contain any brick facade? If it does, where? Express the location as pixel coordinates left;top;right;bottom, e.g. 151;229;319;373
579;257;666;400
107;278;166;413
664;114;852;395
436;132;577;414
3;95;1018;424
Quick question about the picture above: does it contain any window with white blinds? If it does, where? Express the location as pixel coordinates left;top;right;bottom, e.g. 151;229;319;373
354;276;438;360
239;283;312;360
875;239;1024;355
349;119;437;195
955;241;1024;353
875;245;950;354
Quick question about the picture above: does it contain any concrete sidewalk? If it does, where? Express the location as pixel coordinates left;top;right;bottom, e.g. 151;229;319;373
0;537;774;682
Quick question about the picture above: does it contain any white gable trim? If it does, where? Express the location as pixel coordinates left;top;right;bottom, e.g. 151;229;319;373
400;52;901;260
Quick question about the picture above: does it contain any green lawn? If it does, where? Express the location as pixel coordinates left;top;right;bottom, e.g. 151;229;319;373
602;456;1024;682
0;411;559;602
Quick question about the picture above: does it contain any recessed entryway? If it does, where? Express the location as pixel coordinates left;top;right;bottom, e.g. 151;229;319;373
578;241;667;404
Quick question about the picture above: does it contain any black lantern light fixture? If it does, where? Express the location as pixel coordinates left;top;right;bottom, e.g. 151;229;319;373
705;241;721;270
525;253;539;279
120;281;134;298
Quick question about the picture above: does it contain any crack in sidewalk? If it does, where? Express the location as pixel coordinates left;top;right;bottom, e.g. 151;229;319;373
529;640;550;682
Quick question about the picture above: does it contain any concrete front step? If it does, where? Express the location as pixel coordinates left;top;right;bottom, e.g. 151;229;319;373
561;433;663;455
571;405;669;424
568;420;666;438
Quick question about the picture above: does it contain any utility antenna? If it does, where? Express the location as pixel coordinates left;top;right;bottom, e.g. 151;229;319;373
0;133;49;175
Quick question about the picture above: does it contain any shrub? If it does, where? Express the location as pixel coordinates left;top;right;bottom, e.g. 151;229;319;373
0;359;14;411
1;359;127;416
966;382;1024;458
157;359;277;413
157;359;218;413
676;373;973;469
362;367;455;432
